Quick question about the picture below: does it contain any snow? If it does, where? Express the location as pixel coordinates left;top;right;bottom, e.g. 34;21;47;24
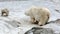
0;0;60;34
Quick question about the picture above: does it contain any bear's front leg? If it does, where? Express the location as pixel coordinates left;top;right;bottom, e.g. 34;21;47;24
38;21;46;26
38;16;49;26
31;17;36;24
38;22;43;26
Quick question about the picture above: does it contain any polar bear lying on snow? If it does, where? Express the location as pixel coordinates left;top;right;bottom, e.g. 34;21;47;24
25;6;50;26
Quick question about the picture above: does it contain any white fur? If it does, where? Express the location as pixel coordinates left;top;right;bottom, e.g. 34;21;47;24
25;6;50;26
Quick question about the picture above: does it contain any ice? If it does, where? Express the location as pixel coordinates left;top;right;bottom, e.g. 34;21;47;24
0;0;60;34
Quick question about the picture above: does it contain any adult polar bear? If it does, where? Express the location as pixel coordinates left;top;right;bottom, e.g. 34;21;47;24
25;6;50;26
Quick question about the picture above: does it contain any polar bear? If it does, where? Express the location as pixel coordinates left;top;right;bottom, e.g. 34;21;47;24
1;8;9;16
25;6;50;26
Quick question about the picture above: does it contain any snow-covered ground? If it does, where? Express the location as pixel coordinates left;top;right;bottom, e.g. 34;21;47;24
0;0;60;34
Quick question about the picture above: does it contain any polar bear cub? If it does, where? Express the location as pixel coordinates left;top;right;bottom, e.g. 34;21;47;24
25;6;50;26
1;8;9;16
